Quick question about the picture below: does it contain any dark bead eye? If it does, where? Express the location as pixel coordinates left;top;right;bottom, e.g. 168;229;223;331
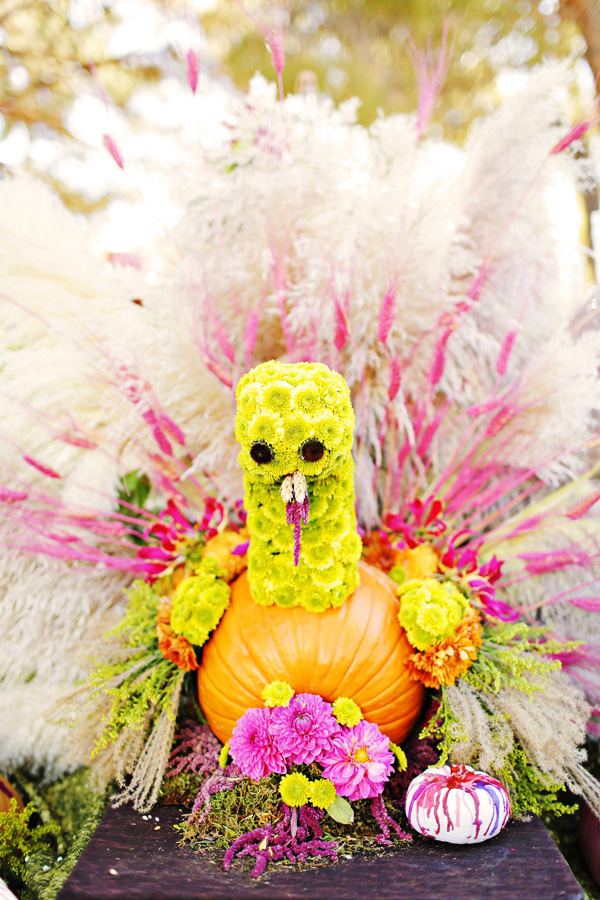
301;439;325;462
250;441;273;464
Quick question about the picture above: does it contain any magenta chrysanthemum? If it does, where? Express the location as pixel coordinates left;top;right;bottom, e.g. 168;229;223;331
319;720;394;801
229;707;287;780
270;693;339;764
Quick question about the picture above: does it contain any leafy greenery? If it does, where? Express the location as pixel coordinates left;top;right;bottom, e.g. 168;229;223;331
89;579;180;754
0;800;57;886
420;686;467;764
3;769;110;900
463;622;580;697
500;746;578;819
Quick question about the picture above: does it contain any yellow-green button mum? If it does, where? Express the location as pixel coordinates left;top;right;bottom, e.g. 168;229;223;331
332;696;363;727
279;772;311;807
310;778;337;810
389;742;407;772
262;680;295;708
170;568;231;647
219;741;230;768
398;577;469;651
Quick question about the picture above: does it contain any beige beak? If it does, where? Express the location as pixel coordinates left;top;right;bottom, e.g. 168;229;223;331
281;471;307;505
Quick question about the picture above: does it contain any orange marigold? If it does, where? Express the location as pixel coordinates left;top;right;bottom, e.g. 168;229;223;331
157;597;198;672
405;605;482;690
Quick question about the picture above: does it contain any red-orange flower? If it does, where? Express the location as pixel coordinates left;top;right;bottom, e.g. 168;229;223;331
405;606;482;690
157;597;198;672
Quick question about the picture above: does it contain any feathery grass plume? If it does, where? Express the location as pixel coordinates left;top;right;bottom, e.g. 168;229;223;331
65;579;187;811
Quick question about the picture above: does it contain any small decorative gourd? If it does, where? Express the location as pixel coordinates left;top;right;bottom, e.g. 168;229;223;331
405;764;511;844
198;361;425;743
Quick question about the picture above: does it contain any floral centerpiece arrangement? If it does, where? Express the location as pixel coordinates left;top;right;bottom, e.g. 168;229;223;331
1;20;600;892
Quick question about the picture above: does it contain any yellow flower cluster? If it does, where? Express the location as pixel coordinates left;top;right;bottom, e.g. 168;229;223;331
219;741;230;768
262;680;295;707
279;773;337;809
389;742;408;771
170;558;231;647
235;361;361;612
397;577;469;651
332;696;363;727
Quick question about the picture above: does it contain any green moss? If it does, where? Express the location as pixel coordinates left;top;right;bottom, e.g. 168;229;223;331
4;768;109;900
182;775;282;848
158;773;203;807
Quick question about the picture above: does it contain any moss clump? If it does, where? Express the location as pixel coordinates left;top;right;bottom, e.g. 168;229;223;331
181;775;283;849
3;768;108;900
158;773;203;807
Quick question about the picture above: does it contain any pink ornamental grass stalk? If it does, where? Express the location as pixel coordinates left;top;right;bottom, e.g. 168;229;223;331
237;1;288;101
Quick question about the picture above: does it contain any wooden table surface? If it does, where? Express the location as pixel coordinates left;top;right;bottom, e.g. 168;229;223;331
57;804;584;900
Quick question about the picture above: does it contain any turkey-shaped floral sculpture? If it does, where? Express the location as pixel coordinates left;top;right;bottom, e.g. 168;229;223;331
197;361;424;744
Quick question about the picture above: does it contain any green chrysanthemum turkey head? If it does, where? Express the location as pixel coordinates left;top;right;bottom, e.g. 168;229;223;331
235;361;361;613
235;361;355;484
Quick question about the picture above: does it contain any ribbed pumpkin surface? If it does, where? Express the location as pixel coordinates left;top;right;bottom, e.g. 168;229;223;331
198;560;424;744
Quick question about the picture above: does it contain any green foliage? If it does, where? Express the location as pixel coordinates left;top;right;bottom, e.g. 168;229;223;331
89;579;179;754
0;800;57;886
116;471;152;543
500;746;578;819
420;686;467;764
118;470;151;513
463;621;579;696
4;768;110;900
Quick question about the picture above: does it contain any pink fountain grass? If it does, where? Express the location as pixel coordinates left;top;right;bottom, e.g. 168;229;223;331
407;22;454;142
229;707;287;780
236;1;288;102
320;721;394;801
223;804;337;878
270;693;338;764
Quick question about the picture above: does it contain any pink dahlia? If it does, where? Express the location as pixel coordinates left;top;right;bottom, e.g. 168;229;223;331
320;720;394;801
229;707;287;780
270;693;339;765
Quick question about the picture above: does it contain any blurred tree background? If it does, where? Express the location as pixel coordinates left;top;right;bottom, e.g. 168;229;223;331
0;0;596;223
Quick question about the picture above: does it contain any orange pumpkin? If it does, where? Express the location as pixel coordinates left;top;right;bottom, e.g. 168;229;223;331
198;560;424;744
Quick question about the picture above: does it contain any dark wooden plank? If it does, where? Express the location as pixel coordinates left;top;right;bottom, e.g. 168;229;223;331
58;804;583;900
